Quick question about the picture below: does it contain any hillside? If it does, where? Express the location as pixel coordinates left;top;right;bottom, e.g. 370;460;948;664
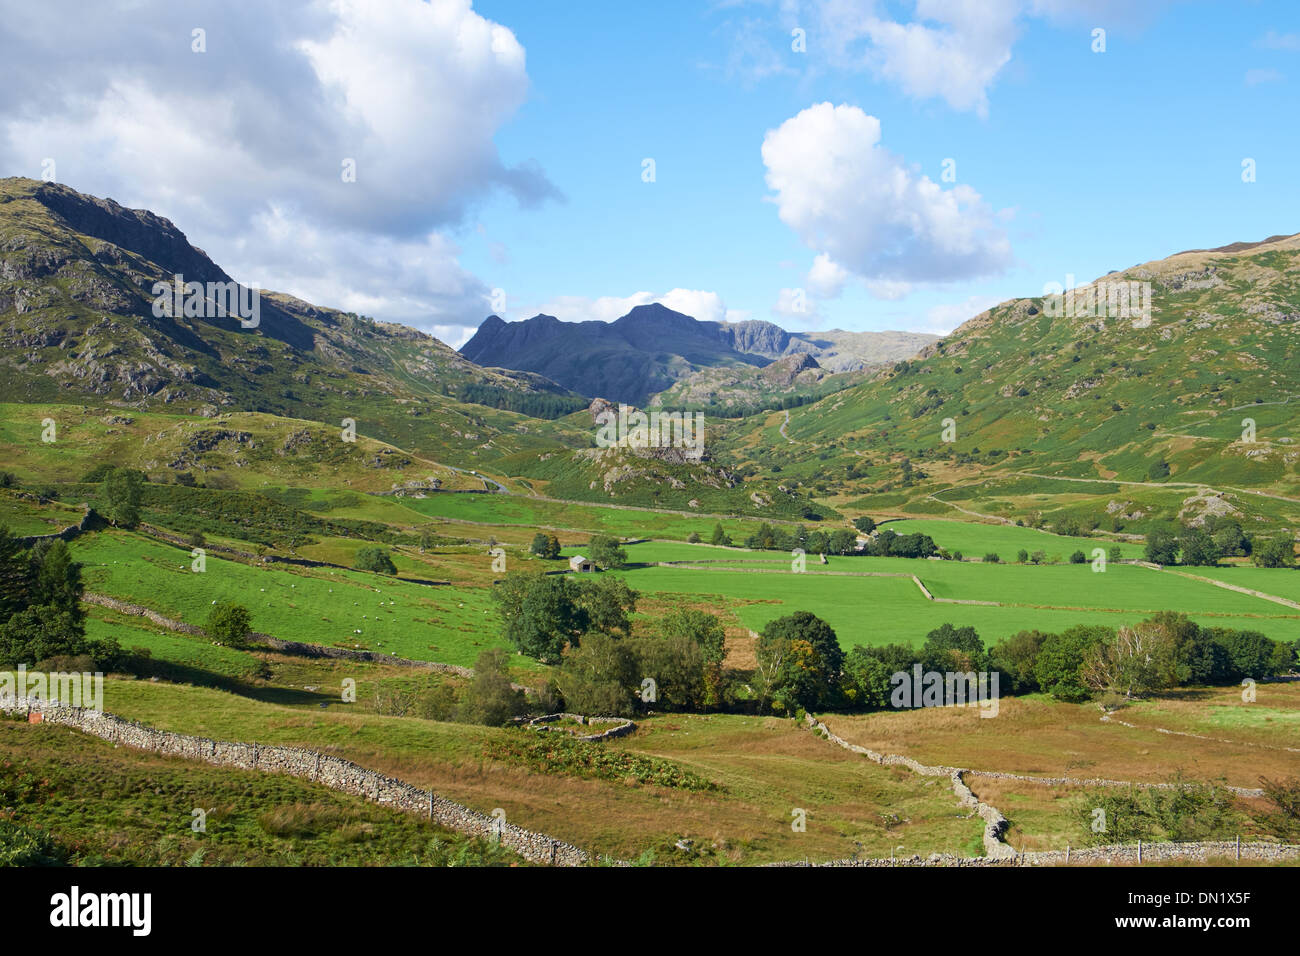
0;177;582;462
460;307;935;405
715;232;1300;534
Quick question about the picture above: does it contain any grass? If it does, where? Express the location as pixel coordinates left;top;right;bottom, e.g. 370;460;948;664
0;720;523;866
73;530;524;669
818;684;1300;791
76;678;983;864
604;559;1300;649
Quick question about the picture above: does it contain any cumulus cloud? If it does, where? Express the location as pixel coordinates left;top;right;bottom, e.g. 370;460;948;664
715;1;1174;115
919;294;1003;334
762;102;1012;287
806;253;849;298
0;0;556;337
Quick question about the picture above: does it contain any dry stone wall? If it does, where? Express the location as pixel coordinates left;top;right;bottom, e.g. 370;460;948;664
2;696;591;866
526;713;637;741
801;713;1297;866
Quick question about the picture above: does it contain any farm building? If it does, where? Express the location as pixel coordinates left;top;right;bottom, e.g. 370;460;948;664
569;554;595;573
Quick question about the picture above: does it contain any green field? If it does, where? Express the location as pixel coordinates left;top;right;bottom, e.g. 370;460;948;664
73;531;522;669
397;492;786;541
607;561;1300;648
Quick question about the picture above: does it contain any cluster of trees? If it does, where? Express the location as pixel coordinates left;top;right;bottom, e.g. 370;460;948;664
989;612;1293;701
0;528;119;668
758;611;1296;714
454;383;589;420
742;523;858;555
491;572;727;715
721;519;939;560
1143;516;1289;568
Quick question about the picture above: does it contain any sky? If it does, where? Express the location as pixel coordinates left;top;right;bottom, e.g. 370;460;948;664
0;0;1296;348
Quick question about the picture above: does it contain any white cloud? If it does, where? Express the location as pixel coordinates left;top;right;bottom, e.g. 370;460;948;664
806;252;849;297
919;294;1002;334
1260;30;1300;51
762;102;1012;286
715;1;1175;115
1245;68;1284;86
0;0;556;338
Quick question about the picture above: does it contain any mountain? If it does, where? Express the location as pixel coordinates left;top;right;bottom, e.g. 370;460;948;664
0;177;579;461
459;306;936;405
714;231;1300;533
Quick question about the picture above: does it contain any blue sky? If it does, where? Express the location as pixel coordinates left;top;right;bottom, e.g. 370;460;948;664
459;0;1300;340
1;0;1296;346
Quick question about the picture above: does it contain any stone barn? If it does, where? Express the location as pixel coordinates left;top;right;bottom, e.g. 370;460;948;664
569;554;595;573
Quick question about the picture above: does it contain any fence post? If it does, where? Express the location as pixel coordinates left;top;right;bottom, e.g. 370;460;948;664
1137;840;1142;864
1065;844;1070;864
1236;835;1240;861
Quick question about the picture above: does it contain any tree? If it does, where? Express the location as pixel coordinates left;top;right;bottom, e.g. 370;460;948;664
843;648;893;709
493;573;587;664
991;630;1047;693
1252;537;1295;568
1144;529;1179;566
710;522;732;547
556;632;638;716
0;526;33;621
28;540;83;624
756;611;843;712
852;516;877;535
983;552;1001;563
1080;622;1177;698
1177;527;1219;567
1034;625;1108;701
922;622;985;673
529;532;561;559
575;575;637;639
587;534;628;570
101;467;144;528
1069;550;1087;564
206;601;252;647
457;648;526;726
1016;549;1029;564
354;547;397;574
660;608;728;707
630;632;707;711
0;605;90;668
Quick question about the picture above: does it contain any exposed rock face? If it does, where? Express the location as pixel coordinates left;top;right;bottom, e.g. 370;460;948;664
460;303;936;404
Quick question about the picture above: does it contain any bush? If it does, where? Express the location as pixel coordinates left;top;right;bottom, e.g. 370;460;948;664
982;552;1000;563
206;601;252;647
1016;549;1029;563
458;649;526;726
1069;550;1087;564
354;547;397;574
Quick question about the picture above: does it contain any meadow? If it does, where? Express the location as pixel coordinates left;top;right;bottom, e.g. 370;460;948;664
73;531;521;669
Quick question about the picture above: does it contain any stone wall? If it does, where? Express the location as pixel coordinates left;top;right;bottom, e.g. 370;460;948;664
526;712;637;741
801;713;1297;866
16;507;95;547
2;696;591;866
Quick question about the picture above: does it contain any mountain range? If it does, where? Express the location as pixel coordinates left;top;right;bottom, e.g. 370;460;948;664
460;309;936;406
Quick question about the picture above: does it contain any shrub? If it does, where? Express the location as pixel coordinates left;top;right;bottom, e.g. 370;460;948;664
206;601;252;647
354;547;397;575
1069;550;1087;564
